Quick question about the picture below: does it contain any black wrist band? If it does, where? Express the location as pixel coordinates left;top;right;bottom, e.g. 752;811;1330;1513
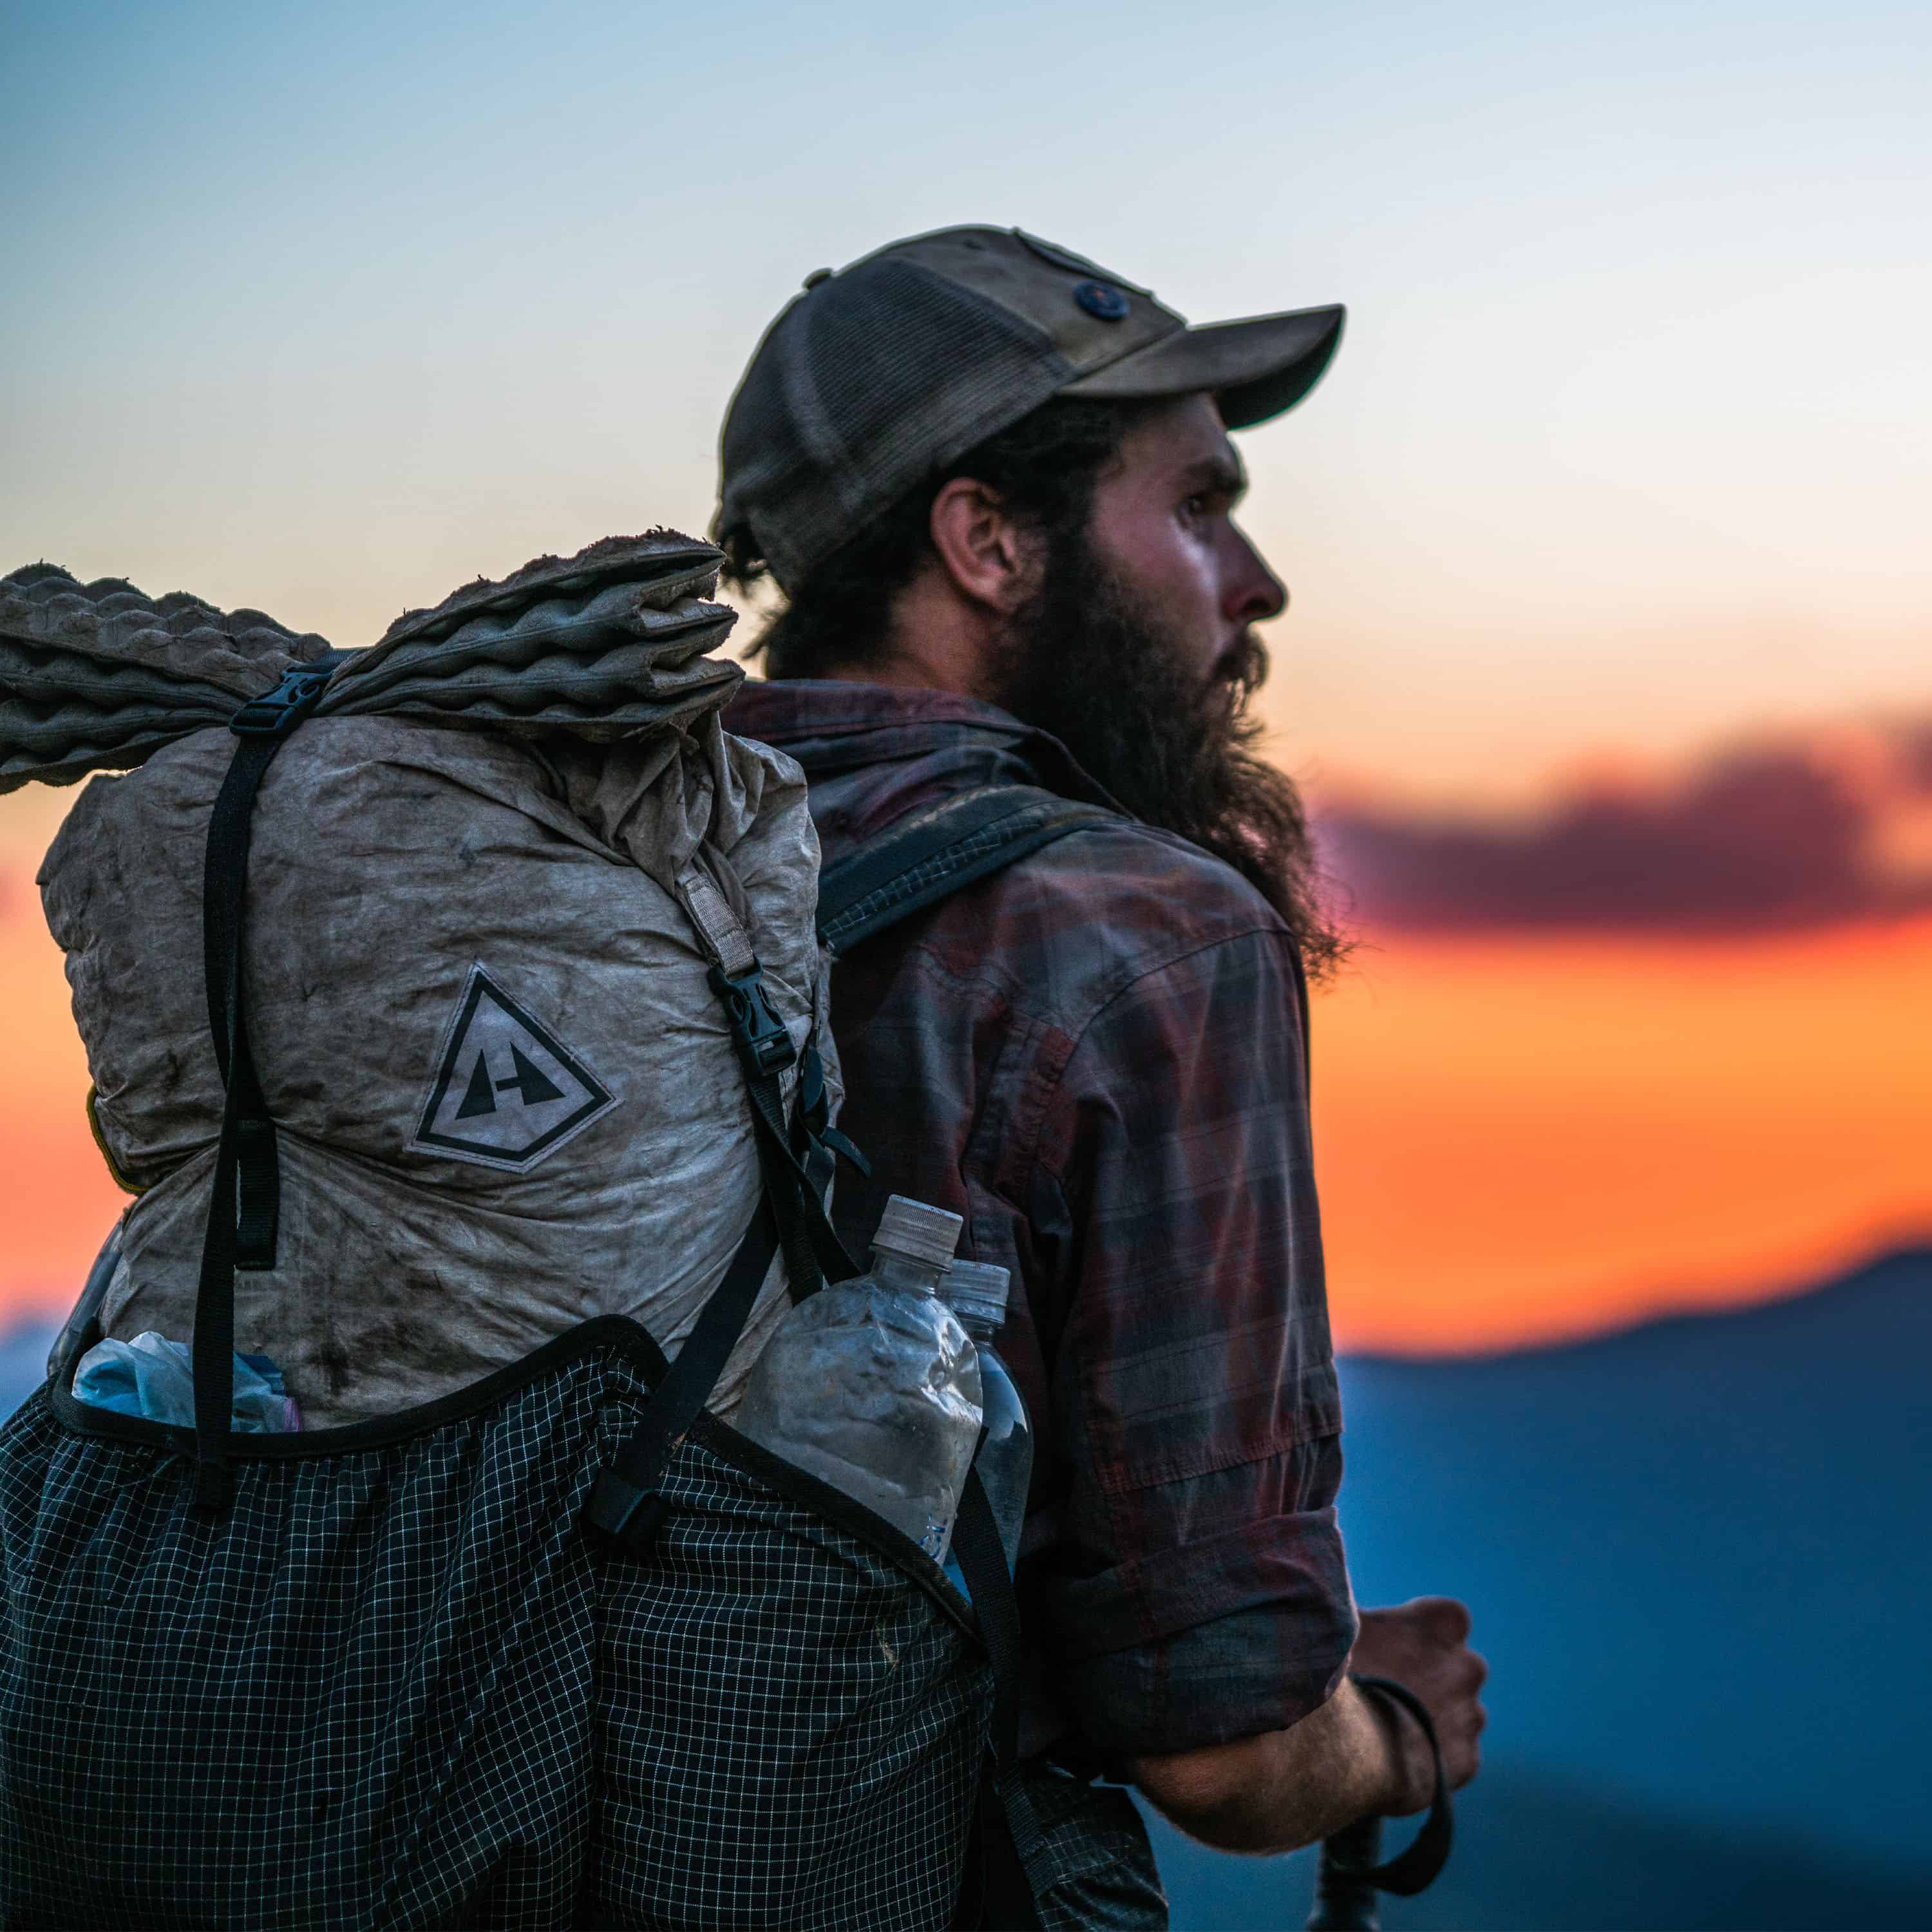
1341;1672;1455;1897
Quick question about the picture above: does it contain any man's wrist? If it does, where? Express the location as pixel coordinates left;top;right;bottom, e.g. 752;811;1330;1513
1353;1674;1434;1817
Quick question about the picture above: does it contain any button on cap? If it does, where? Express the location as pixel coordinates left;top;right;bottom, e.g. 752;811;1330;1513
1074;280;1131;321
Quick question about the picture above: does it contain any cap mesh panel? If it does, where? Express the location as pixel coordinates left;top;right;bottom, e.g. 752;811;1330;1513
720;258;1071;591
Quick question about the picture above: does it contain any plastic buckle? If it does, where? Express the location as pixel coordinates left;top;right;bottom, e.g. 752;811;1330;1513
583;1470;670;1556
708;963;797;1078
230;664;334;738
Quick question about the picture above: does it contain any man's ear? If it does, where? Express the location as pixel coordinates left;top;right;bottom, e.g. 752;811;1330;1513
927;477;1036;614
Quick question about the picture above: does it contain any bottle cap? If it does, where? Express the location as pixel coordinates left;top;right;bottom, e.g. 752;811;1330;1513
944;1260;1011;1331
873;1195;964;1271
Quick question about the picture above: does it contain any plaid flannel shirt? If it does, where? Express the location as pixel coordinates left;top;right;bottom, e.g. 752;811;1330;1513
728;680;1356;1761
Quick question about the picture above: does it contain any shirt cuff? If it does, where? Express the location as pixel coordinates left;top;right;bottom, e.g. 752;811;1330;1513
1035;1504;1358;1756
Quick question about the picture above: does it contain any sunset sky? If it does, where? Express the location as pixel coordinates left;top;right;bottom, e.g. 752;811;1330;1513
4;0;1927;1351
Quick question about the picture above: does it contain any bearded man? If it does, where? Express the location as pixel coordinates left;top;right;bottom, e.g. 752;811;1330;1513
717;227;1486;1927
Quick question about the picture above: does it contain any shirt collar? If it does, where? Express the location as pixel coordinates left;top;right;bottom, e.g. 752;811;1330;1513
724;678;1124;812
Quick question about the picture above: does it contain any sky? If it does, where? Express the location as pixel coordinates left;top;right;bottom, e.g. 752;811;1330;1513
3;0;1928;1350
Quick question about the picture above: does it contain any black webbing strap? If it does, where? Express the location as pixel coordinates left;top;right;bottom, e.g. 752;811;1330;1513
1331;1675;1455;1899
950;1470;1023;1770
201;735;285;1276
815;785;1118;956
954;1762;1046;1932
582;1198;782;1546
799;1036;868;1179
734;1039;857;1300
191;660;336;1511
580;1123;841;1551
948;1470;1045;1931
705;958;858;1300
583;954;862;1549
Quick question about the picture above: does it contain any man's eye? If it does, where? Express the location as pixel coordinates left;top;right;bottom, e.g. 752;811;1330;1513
1180;495;1207;521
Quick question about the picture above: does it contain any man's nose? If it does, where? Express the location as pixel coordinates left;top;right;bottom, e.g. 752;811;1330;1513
1224;525;1288;625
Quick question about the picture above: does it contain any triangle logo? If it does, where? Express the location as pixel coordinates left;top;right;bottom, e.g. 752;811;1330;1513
412;965;616;1171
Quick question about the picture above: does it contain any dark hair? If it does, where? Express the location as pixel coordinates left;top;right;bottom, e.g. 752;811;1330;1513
717;398;1144;679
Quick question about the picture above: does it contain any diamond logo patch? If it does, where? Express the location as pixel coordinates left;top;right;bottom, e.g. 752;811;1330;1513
412;965;614;1171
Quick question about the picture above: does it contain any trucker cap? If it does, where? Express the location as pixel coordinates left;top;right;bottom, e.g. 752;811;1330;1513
715;225;1344;593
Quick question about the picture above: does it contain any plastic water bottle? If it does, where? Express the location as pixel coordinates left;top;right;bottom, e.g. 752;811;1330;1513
735;1196;983;1564
942;1260;1033;1593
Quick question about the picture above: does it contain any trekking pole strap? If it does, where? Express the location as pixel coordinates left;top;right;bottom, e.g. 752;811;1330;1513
1320;1674;1455;1901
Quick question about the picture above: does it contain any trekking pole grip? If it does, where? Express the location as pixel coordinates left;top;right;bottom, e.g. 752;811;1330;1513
1306;1814;1382;1931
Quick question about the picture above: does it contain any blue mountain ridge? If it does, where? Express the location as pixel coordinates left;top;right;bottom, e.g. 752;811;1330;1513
1151;1245;1932;1931
5;1247;1927;1929
1329;1248;1932;1866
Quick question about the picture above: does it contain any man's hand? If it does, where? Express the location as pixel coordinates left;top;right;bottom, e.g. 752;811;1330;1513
1349;1597;1487;1814
1128;1596;1486;1855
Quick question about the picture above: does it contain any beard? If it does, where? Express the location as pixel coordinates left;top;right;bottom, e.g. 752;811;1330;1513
985;531;1346;976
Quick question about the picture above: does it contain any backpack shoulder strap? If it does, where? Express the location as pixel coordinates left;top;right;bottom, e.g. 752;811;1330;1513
815;784;1119;956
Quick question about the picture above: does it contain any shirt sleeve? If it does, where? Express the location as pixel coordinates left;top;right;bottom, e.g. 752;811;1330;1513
1021;925;1357;1757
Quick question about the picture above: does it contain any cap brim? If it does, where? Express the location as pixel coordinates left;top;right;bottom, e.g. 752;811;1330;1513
1059;303;1345;427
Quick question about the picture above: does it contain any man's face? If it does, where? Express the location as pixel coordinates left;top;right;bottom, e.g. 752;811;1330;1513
983;392;1336;960
1079;392;1287;705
